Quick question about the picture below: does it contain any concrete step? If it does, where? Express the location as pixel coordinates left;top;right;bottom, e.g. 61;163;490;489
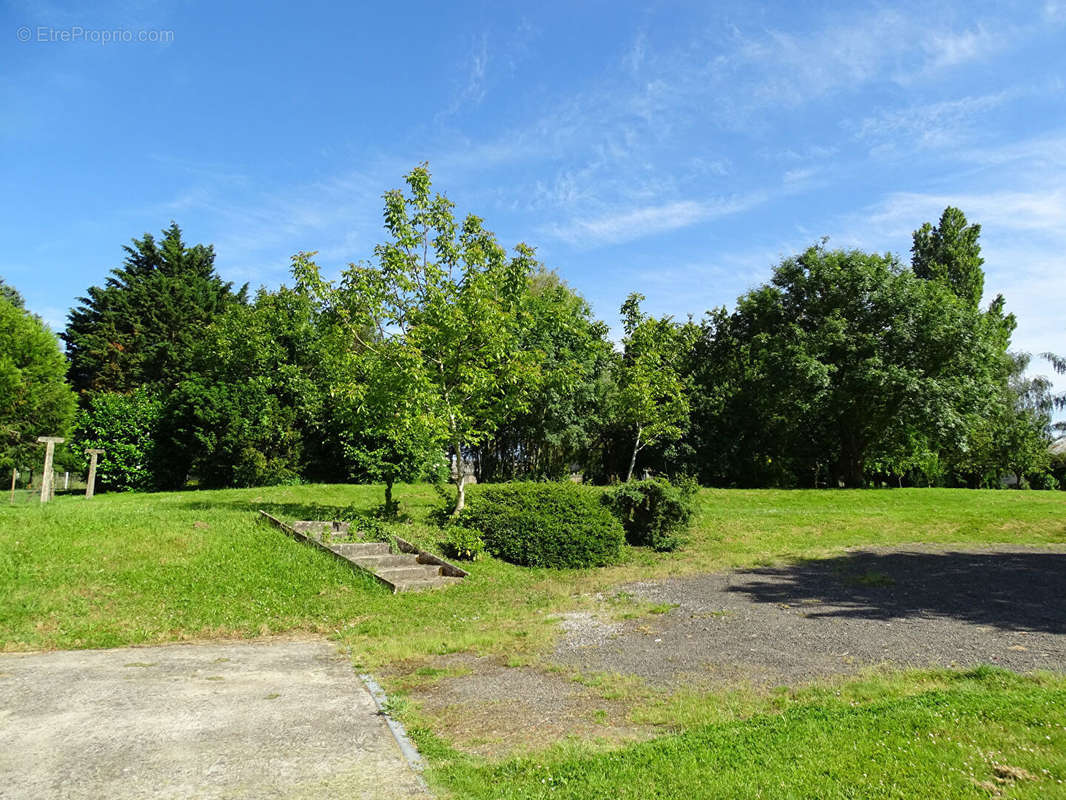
349;554;419;569
393;576;465;593
329;542;390;557
375;564;443;582
258;512;467;595
293;520;350;537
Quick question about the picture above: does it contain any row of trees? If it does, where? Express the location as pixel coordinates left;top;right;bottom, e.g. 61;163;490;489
2;166;1063;506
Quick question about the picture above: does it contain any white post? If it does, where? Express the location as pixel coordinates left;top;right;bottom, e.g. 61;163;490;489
85;449;104;499
37;437;64;504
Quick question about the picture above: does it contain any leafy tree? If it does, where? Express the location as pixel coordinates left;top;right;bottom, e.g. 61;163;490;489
71;387;161;491
912;206;985;309
63;223;245;398
314;283;447;513
0;291;77;473
0;277;24;308
612;293;692;482
944;351;1052;488
691;245;1005;487
475;268;614;482
1042;352;1066;432
295;165;541;512
159;286;340;489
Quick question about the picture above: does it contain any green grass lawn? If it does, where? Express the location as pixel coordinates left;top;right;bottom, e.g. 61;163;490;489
431;667;1066;799
3;484;1065;797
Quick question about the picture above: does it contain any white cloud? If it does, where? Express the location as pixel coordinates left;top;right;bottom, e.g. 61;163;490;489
547;195;762;246
853;92;1013;151
919;26;1007;72
865;188;1066;240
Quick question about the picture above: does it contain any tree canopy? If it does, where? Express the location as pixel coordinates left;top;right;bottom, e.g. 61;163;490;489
19;173;1057;494
686;243;1016;487
63;223;245;398
0;290;77;470
295;164;545;512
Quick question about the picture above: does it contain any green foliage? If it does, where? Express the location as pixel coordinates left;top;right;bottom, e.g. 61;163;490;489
612;294;693;482
476;268;615;482
461;483;624;568
603;476;696;551
687;241;1009;488
63;222;244;398
294;165;544;513
0;292;76;470
159;286;339;489
912;206;985;309
0;277;25;309
439;524;485;561
72;387;161;491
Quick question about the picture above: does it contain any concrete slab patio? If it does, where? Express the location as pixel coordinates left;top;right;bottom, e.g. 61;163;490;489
0;638;428;800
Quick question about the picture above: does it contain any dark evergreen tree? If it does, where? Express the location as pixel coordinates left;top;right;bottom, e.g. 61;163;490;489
63;223;245;398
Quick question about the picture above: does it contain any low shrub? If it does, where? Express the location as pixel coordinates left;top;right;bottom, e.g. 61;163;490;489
439;525;485;561
461;483;625;568
603;476;697;551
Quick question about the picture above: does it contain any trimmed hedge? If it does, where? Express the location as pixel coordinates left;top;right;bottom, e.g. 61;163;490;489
603;477;696;551
461;482;625;568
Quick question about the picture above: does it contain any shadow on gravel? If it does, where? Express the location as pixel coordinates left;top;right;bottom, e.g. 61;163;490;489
728;550;1066;634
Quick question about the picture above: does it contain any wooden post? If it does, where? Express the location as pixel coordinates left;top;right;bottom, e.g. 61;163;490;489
37;437;64;504
8;468;16;505
85;449;104;499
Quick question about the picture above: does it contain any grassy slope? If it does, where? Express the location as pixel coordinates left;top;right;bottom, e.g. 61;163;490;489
3;485;1064;656
3;484;1066;797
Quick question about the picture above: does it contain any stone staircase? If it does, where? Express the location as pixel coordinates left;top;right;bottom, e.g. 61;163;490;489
258;512;467;593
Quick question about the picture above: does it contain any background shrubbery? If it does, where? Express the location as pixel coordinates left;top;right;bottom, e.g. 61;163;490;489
603;476;697;551
72;387;161;492
460;482;624;568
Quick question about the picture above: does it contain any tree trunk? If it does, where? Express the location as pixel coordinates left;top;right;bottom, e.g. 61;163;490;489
452;440;467;515
626;427;642;482
836;428;867;488
454;474;467;515
383;473;396;517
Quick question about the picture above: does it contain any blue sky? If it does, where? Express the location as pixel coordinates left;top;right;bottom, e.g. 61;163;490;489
3;0;1065;399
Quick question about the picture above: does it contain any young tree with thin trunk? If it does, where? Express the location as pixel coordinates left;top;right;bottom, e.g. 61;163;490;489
295;165;541;513
612;293;690;482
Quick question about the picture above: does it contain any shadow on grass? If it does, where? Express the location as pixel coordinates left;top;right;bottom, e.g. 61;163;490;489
728;549;1066;634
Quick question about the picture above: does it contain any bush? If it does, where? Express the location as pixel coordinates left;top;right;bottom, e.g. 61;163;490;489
461;483;624;568
1032;471;1060;491
439;525;485;561
72;387;161;491
603;476;697;551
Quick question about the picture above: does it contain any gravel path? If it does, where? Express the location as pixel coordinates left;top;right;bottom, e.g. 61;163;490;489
553;545;1066;686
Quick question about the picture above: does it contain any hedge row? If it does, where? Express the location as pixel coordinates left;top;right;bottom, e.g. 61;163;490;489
460;483;624;568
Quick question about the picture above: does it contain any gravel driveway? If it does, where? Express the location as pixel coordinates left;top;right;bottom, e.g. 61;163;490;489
0;639;427;800
554;546;1066;685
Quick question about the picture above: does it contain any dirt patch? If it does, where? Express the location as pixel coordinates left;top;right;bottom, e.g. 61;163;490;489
388;653;654;757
